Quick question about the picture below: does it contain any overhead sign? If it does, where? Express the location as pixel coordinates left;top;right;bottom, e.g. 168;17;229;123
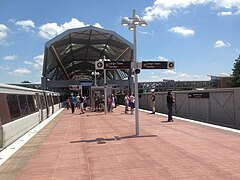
95;61;104;70
142;61;175;69
104;61;131;69
188;92;209;98
69;85;81;91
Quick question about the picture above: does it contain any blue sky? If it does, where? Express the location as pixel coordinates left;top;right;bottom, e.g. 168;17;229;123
0;0;239;83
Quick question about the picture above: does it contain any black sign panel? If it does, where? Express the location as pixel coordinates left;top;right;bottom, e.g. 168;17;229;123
69;85;81;91
104;61;131;69
188;92;209;98
142;61;168;69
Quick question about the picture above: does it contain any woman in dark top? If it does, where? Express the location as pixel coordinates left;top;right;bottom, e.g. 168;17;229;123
151;92;156;114
166;91;174;122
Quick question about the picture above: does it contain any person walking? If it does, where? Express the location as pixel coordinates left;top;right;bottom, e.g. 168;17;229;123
166;91;174;122
151;91;156;114
70;94;76;114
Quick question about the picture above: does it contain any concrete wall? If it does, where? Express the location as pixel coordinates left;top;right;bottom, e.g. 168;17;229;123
139;88;240;129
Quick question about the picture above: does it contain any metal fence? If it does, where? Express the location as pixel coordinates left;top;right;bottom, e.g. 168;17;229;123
118;88;240;129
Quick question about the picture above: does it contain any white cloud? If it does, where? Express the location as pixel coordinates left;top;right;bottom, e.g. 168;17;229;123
24;60;34;65
39;18;85;39
142;55;173;62
39;22;63;39
220;72;230;76
161;72;210;81
93;23;103;29
141;71;211;82
0;24;10;43
23;54;44;70
163;70;177;75
168;26;194;37
214;40;231;48
214;0;240;9
217;11;232;16
149;75;161;80
157;56;171;61
179;72;191;79
61;18;85;30
38;18;103;39
143;0;240;21
139;31;149;35
3;55;17;60
33;54;44;69
14;20;35;32
9;67;31;76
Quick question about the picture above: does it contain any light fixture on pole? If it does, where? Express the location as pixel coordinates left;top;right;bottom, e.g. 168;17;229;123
99;56;111;114
91;70;100;86
121;9;147;136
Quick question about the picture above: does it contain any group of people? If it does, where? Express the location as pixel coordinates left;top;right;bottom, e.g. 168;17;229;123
66;91;175;121
150;91;175;122
124;91;174;121
66;94;87;114
124;92;135;114
93;93;117;112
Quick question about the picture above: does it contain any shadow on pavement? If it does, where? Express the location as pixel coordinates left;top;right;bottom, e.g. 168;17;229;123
70;134;158;144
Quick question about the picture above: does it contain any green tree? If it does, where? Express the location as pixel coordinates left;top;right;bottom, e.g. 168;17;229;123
231;55;240;87
21;80;31;83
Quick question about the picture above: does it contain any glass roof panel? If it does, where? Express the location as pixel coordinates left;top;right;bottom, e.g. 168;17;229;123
43;26;133;81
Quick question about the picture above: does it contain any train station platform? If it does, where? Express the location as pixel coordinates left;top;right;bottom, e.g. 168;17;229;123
1;106;240;179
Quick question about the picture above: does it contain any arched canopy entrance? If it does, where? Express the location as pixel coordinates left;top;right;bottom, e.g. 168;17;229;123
42;26;133;84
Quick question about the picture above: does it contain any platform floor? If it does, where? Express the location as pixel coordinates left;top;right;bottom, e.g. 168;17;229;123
1;106;240;179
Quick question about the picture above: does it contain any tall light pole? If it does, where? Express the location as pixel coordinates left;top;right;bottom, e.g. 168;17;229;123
99;56;110;114
121;9;147;135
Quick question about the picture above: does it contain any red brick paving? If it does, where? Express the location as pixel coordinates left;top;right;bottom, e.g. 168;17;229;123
1;106;240;179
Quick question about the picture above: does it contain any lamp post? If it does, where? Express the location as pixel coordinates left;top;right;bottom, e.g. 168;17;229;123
91;70;100;86
99;56;110;114
121;9;147;135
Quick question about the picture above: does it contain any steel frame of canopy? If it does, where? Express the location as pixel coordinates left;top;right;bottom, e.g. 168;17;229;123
42;26;134;83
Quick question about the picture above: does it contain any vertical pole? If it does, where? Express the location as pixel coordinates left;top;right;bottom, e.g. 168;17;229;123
133;9;140;136
94;70;97;86
103;56;108;114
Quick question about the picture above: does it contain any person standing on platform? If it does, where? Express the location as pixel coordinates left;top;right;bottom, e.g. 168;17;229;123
94;93;100;112
111;94;116;108
99;95;104;112
124;92;130;114
107;95;112;112
70;94;76;114
76;94;80;109
66;97;70;110
129;93;135;114
166;91;174;122
79;94;84;114
151;91;156;114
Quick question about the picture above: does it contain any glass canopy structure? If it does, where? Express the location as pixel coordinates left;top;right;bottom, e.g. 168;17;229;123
42;26;134;83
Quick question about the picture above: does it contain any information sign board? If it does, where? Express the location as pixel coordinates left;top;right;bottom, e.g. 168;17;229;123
142;61;174;69
104;61;131;69
188;92;209;98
